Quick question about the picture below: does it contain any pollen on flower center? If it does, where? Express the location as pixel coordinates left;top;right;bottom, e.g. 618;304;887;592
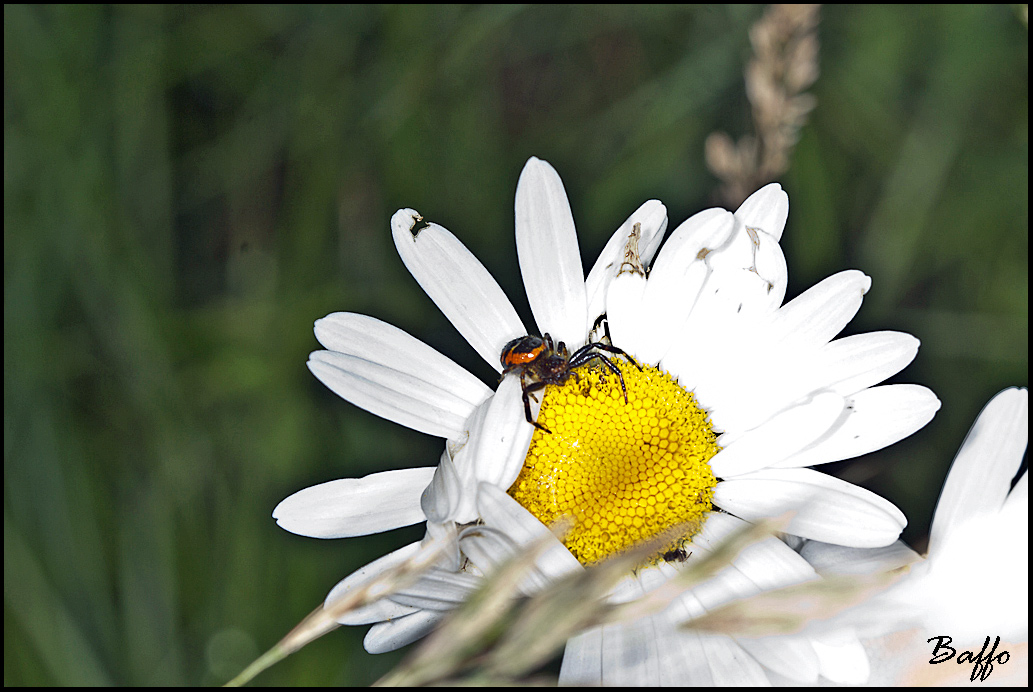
507;357;720;565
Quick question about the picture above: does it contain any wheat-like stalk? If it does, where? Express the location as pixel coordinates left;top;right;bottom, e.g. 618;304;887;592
707;4;821;207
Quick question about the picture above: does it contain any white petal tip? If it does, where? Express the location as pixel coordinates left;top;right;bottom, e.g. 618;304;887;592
749;182;787;204
271;507;311;537
312;312;345;342
391;208;424;238
736;183;790;240
305;351;327;369
519;156;558;180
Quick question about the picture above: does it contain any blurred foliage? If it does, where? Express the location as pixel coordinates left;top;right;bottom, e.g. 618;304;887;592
4;4;1027;686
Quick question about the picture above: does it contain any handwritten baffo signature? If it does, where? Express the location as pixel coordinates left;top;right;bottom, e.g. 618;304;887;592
927;635;1012;682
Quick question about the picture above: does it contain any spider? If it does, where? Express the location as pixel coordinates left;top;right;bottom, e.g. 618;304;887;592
500;325;640;433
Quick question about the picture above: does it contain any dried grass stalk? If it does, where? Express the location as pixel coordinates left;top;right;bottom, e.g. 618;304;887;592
707;4;821;207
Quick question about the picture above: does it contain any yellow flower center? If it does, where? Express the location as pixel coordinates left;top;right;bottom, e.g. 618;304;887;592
507;357;720;565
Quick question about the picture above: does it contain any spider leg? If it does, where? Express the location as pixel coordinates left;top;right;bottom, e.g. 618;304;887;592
556;339;569;359
598;354;629;404
586;341;643;371
589;313;618;346
521;376;552;433
568;346;623;370
568;342;595;363
523;370;541;403
500;360;516;384
519;372;533;423
569;352;629;404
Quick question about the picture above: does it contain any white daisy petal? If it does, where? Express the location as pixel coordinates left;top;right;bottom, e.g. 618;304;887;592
660;245;785;402
559;626;605;686
1004;469;1027;511
420;447;463;525
916;499;1028;642
690;558;765;608
389;569;481;611
391;209;525;371
689;517;826;662
747;223;790;315
314;312;493;405
648;208;736;283
457;523;513;575
655;628;713;685
693;517;824;682
604;266;650;359
711;391;846;477
764;270;872;350
732;532;820;591
423;517;462;573
664;589;747;685
475;482;583;583
585;199;668;323
700;251;782;323
515;157;588;346
776;384;941;468
364;609;446;654
700;634;771;686
817;331;921;396
324;542;423;625
273;468;435;538
688;212;790;324
581;577;664;686
307;351;480;439
632;208;735;363
811;629;871;684
468;374;537;493
446;409;489;524
443;376;534;525
600;615;662;686
719;332;921;434
659;295;747;397
609;571;649;604
662;630;718;685
929;387;1028;553
458;529;569;597
699;209;788;319
733;182;789;241
714;467;907;548
737;635;819;683
799;539;921;577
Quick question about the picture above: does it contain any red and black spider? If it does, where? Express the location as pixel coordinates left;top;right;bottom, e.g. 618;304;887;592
500;327;640;433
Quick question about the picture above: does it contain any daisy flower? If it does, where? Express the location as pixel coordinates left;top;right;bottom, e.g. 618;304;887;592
273;157;940;684
801;387;1028;661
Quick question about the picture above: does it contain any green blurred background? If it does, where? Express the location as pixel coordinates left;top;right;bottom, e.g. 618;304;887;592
4;4;1027;686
